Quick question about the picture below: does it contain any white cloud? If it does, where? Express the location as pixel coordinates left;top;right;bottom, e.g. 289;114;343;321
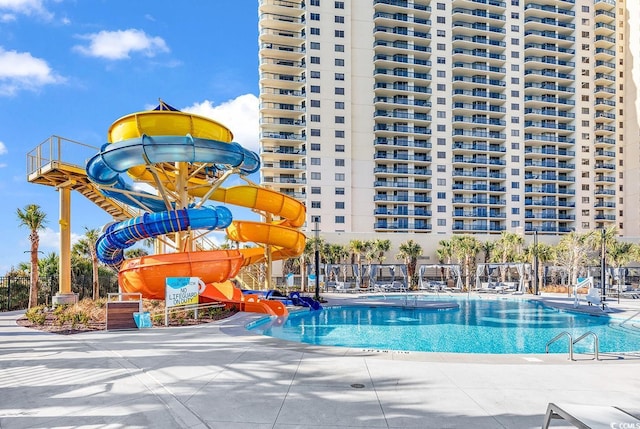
0;141;6;155
0;47;65;95
73;29;169;60
0;0;53;21
183;94;259;153
32;227;81;250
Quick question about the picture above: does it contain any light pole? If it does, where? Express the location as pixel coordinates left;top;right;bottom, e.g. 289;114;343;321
533;230;539;295
314;219;320;302
600;228;606;309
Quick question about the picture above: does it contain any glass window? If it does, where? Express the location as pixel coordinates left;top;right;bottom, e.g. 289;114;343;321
310;13;320;21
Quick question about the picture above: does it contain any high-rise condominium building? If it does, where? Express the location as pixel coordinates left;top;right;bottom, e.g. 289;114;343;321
258;0;639;246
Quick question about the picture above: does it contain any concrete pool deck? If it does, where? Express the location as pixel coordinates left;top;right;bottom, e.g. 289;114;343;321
1;293;640;428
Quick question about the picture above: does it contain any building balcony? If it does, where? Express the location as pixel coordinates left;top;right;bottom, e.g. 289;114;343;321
452;34;506;50
374;194;433;203
374;221;432;231
373;0;432;16
452;142;506;153
374;180;432;190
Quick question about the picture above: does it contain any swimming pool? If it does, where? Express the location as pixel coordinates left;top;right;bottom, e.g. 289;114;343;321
247;297;640;354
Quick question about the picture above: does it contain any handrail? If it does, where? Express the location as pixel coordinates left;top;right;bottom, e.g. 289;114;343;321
546;331;573;360
620;310;640;329
573;331;600;361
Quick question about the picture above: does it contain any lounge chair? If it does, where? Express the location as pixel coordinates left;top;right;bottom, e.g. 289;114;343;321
585;287;603;306
585;287;611;312
542;402;640;429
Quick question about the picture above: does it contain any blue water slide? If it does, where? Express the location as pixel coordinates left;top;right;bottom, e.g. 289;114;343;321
96;206;232;266
85;134;260;212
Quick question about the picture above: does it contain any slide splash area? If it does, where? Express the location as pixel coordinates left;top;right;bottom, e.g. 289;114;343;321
85;101;307;316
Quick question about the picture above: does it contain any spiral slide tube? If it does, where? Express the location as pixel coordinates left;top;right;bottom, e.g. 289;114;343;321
96;206;232;266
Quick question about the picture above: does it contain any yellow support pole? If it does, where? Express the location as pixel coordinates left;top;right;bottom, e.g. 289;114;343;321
53;184;78;305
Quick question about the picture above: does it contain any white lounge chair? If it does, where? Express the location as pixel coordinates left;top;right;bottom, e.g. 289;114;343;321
585;287;602;306
542;403;640;429
585;287;611;311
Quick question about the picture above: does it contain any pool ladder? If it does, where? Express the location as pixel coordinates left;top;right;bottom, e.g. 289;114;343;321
545;331;600;361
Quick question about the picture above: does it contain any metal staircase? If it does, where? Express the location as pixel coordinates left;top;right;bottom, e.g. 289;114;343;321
27;136;139;221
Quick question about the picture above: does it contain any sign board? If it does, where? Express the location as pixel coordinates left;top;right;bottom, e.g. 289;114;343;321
165;277;200;308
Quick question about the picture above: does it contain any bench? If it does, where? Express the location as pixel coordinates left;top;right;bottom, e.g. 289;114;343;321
542;402;640;429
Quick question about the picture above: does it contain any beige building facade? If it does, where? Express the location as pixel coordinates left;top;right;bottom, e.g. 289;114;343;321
258;0;640;255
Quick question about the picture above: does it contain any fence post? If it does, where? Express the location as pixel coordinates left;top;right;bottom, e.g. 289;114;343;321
6;276;11;312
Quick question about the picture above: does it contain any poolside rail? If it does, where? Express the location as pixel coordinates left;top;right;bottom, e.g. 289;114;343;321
545;331;600;361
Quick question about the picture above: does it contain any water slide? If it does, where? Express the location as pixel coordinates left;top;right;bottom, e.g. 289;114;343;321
85;103;307;315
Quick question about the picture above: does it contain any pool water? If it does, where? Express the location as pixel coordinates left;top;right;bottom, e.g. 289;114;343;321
247;297;640;354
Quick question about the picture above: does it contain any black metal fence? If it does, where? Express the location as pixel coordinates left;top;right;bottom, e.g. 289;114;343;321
0;274;120;311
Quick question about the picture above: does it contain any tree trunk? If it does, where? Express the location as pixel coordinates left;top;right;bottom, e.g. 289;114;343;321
28;241;39;309
92;256;99;300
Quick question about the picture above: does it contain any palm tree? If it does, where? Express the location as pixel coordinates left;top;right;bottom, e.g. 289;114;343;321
450;235;481;290
371;239;391;264
525;242;554;293
125;247;149;259
349;239;370;287
555;231;590;286
479;240;495;264
17;204;47;308
73;227;101;300
396;239;422;289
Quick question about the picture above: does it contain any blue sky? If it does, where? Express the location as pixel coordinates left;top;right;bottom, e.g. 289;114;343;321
0;1;262;274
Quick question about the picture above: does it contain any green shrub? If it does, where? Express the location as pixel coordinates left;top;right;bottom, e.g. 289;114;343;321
25;306;46;325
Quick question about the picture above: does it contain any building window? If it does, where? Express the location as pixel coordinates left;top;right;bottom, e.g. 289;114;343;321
311;215;321;222
437;111;446;118
335;130;345;138
335;58;344;66
311;129;321;136
511;195;519;201
310;27;320;35
311;201;321;208
437;70;445;78
310;100;320;107
437;138;445;145
437;192;446;199
335;87;345;95
310;85;320;93
335;116;344;123
335;159;345;167
437;178;446;186
335;30;344;37
512;208;519;214
311;187;321;194
437;43;445;50
311;157;321;165
437;219;446;226
437;16;445;23
310;143;321;150
335;73;344;80
437;57;445;64
437;30;445;37
310;42;320;50
310;56;320;64
335;16;344;23
437;151;445;158
335;144;345;152
335;173;345;181
310;0;320;5
310;13;320;20
310;71;320;78
311;172;321;180
335;187;344;195
511;182;519;189
335;101;344;109
310;114;320;122
335;201;345;209
335;44;344;52
437;97;445;104
437;165;446;172
335;216;345;223
335;1;344;8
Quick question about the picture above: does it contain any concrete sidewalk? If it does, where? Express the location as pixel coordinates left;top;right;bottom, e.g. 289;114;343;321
1;298;640;429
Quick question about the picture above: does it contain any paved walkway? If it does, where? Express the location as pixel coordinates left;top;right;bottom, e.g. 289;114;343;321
1;294;640;428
